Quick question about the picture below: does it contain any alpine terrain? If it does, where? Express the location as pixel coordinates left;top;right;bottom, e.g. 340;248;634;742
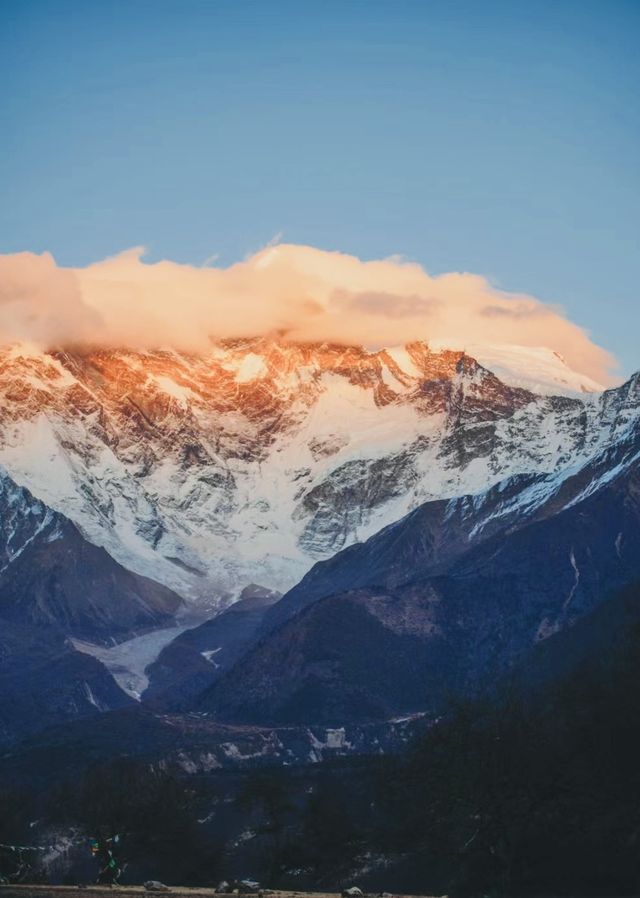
0;337;609;611
1;336;639;893
0;333;637;731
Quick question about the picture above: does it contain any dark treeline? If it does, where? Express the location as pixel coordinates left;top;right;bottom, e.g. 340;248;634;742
2;626;639;895
371;644;640;895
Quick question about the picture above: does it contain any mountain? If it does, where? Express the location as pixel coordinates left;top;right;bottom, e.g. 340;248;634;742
144;584;281;707
447;342;604;395
1;332;638;894
0;337;635;738
198;377;640;724
260;370;640;631
0;619;133;746
0;339;613;611
0;467;183;643
0;467;184;745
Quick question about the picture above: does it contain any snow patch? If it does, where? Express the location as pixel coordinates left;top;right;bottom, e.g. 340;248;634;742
72;626;194;700
563;548;580;612
235;353;267;383
201;647;222;667
154;375;195;406
385;346;422;379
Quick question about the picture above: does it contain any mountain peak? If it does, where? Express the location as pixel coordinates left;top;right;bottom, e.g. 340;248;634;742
0;339;633;609
430;340;606;396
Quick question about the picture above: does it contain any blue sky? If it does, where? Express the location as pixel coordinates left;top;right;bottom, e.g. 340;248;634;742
1;0;638;374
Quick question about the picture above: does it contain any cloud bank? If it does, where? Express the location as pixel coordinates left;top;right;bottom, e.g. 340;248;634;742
0;243;616;383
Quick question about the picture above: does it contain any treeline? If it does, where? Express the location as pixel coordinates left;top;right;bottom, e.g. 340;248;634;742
370;623;640;895
2;627;640;895
258;625;640;895
0;760;221;885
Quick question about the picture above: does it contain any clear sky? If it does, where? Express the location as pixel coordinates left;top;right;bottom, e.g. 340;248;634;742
1;0;638;374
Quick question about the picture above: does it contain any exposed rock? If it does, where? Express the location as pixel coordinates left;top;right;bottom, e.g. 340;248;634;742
0;340;621;607
144;589;281;707
0;468;182;644
200;417;640;726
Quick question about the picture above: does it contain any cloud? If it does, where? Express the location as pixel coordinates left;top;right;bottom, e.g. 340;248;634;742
332;290;440;319
479;303;548;320
0;252;103;346
0;243;617;383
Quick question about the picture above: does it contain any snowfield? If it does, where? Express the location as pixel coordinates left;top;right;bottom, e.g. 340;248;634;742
0;338;632;612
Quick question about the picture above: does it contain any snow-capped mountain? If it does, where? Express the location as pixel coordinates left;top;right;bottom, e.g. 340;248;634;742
0;466;182;642
201;396;640;725
0;338;624;609
441;342;605;395
0;468;180;746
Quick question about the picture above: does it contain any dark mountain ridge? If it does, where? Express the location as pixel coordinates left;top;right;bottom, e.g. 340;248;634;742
144;584;281;708
198;416;640;724
0;468;184;746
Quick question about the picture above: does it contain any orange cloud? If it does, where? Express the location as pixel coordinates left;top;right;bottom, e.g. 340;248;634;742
0;251;103;346
0;243;617;383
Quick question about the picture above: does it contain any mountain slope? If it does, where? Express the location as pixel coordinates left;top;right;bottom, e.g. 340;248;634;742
199;411;640;724
0;619;133;746
144;584;281;707
0;468;184;745
262;372;640;634
0;340;617;607
0;467;183;644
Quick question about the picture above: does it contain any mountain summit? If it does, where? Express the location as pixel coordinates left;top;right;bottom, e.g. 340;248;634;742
0;338;622;609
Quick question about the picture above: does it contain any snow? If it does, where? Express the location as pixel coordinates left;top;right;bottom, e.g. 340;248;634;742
0;469;57;573
589;451;640;495
307;726;352;753
615;531;624;559
201;647;222;667
71;625;194;699
0;339;634;618
220;740;280;761
385;345;422;379
379;361;402;390
563;548;581;611
234;353;267;383
153;375;195;406
83;681;107;711
177;751;222;773
0;415;82;512
536;617;562;642
302;372;426;464
431;340;605;395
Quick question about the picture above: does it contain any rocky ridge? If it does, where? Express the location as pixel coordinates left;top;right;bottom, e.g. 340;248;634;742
0;339;619;608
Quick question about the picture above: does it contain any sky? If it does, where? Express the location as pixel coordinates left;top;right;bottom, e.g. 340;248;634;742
1;0;639;377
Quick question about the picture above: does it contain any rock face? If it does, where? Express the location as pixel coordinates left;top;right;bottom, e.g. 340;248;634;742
0;468;183;745
0;339;621;609
0;468;183;644
144;585;281;708
0;618;133;746
199;399;640;725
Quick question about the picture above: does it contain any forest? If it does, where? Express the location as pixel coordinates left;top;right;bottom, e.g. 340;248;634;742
2;619;639;896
